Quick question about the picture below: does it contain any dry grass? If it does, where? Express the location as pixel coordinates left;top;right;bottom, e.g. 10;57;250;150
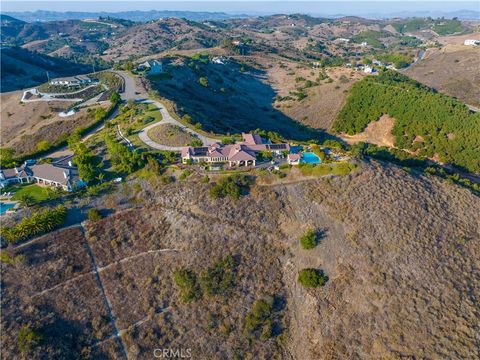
405;40;480;106
0;92;110;156
1;162;479;359
146;123;196;147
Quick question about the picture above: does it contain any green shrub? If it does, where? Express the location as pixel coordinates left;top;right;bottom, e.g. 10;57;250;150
209;175;252;200
244;297;275;340
173;268;202;303
0;252;26;265
36;140;51;152
300;228;318;249
17;324;43;354
189;138;203;147
87;208;102;222
298;268;329;288
201;175;210;184
200;255;236;297
198;77;209;87
179;169;193;180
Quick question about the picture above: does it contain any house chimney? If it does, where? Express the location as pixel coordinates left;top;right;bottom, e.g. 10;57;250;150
63;170;69;179
14;167;19;174
68;160;73;167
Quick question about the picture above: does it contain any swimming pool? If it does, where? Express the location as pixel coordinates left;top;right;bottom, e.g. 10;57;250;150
0;202;15;215
301;152;321;164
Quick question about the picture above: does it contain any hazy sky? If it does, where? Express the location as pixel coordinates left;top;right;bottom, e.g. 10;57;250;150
2;1;479;16
1;0;480;13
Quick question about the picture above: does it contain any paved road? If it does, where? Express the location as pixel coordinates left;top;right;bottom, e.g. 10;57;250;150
114;70;146;101
137;100;219;151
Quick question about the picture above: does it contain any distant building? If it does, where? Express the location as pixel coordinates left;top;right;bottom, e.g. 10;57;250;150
0;156;85;192
137;60;163;75
335;38;350;43
360;41;368;47
464;39;480;46
212;56;227;65
50;75;92;87
364;66;374;74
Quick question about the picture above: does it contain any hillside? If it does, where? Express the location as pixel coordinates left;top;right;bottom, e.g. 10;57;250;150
333;70;480;173
102;18;222;61
404;33;480;107
0;47;91;92
1;162;479;359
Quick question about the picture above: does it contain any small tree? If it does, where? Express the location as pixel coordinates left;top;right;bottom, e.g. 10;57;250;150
189;138;203;147
17;324;43;354
87;208;102;222
110;91;121;104
298;268;329;288
300;228;318;249
173;268;202;303
36;140;51;152
198;77;208;87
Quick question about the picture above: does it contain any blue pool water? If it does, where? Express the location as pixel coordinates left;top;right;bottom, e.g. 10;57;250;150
301;152;321;164
0;202;15;215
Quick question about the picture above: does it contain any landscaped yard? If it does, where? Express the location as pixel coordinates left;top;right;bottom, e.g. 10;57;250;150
147;123;198;147
10;184;54;203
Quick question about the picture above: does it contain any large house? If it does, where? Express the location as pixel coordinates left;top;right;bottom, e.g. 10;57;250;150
137;60;163;75
50;75;92;87
181;133;290;167
0;156;85;192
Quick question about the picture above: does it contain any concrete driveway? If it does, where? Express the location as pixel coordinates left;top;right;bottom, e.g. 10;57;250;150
114;71;146;101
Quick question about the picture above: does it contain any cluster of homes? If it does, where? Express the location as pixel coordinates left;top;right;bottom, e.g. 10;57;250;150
0;156;85;192
137;60;164;75
181;133;292;168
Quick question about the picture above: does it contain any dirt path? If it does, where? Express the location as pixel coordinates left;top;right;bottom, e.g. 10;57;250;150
79;223;129;359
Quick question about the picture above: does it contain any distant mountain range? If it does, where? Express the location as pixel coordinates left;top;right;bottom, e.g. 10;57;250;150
3;8;479;23
2;10;247;23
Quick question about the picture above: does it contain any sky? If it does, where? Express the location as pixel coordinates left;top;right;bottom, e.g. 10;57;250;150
2;1;479;16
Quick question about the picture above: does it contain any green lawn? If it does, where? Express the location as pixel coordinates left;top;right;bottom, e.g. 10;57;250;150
145;104;163;122
11;184;52;203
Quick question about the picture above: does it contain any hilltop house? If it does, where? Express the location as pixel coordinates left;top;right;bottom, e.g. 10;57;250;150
0;156;85;192
138;60;163;75
50;75;92;87
181;133;290;167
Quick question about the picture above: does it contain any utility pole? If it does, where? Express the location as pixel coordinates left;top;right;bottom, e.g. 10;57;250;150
46;71;50;82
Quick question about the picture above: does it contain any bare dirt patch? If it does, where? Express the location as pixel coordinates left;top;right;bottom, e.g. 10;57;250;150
340;114;396;147
147;123;196;147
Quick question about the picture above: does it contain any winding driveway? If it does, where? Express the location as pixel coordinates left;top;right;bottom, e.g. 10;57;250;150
137;100;219;151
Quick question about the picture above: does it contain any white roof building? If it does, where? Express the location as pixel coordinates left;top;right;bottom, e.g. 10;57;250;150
464;39;480;46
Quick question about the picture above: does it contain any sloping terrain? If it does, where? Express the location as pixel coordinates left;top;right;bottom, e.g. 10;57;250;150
149;56;330;141
1;162;479;359
102;18;222;61
0;47;91;92
404;37;480;107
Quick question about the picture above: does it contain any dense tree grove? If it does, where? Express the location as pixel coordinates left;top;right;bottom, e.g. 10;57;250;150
334;71;480;173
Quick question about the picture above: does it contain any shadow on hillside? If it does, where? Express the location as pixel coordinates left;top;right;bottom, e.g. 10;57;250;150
150;58;340;143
